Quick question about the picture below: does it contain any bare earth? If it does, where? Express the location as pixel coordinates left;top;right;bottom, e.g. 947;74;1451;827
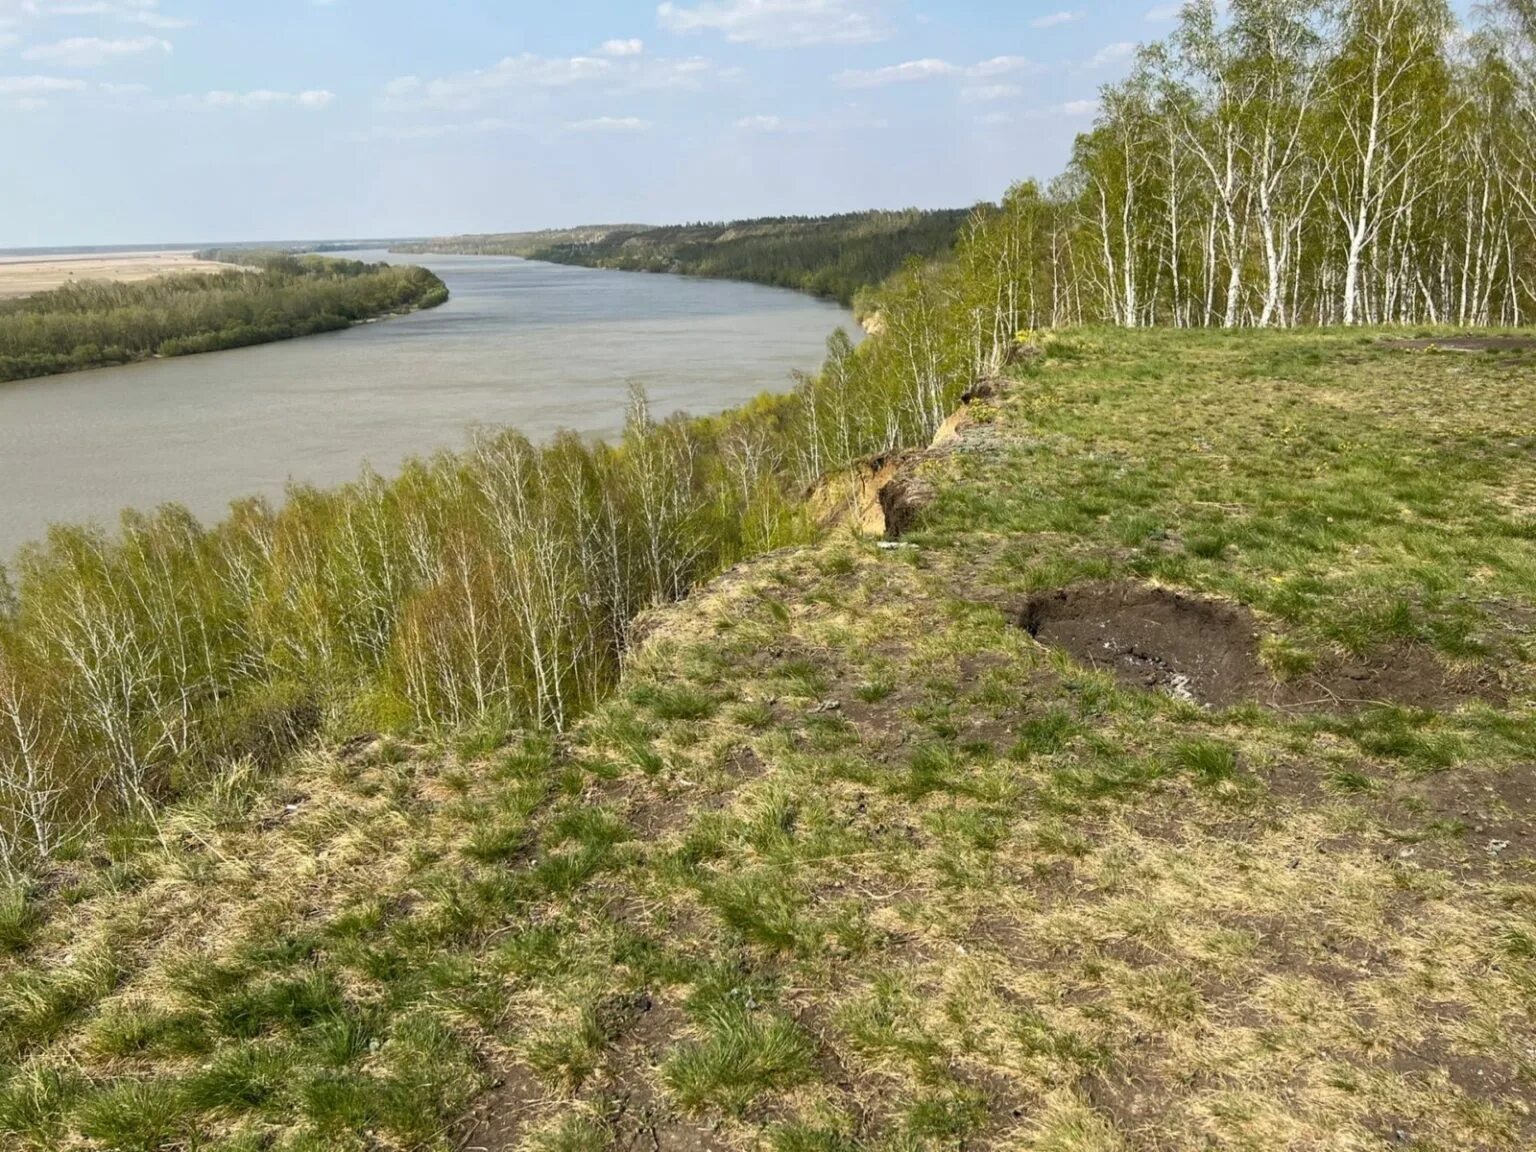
0;250;231;299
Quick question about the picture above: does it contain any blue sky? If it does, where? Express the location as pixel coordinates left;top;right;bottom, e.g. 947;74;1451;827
0;1;1166;246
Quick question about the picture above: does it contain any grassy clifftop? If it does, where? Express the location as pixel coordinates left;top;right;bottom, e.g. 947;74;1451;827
3;331;1534;1150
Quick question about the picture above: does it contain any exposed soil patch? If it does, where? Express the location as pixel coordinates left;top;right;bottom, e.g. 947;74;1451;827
879;472;937;540
807;452;919;537
1018;584;1271;708
1017;583;1497;711
1382;336;1536;353
453;1063;544;1151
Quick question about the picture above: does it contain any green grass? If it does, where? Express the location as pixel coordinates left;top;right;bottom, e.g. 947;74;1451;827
662;1004;815;1115
0;891;39;956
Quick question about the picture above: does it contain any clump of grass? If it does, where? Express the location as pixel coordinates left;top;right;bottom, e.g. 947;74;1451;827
529;1112;615;1151
1187;532;1230;560
453;718;513;761
903;1089;989;1140
86;1004;213;1059
462;818;528;865
1009;708;1080;759
855;678;896;703
0;1065;86;1148
1259;633;1317;680
1500;927;1536;960
526;1005;607;1091
74;1080;190;1152
0;947;125;1059
631;683;718;722
770;1122;859;1152
1327;768;1379;795
703;872;807;953
213;970;348;1041
732;699;775;730
775;657;830;699
817;551;858;577
180;1043;293;1114
663;1003;814;1115
1174;739;1239;786
1320;706;1467;774
0;889;41;955
894;743;964;801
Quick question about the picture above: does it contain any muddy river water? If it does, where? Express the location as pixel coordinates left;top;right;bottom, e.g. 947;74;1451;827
0;251;853;558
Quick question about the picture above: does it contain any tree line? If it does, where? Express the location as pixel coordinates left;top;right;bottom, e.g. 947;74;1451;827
0;254;448;383
402;211;972;308
992;0;1536;328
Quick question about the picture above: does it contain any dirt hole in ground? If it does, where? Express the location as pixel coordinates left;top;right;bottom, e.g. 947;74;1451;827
1018;583;1500;711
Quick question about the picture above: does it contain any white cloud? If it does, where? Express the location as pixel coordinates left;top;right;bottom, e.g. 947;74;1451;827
383;55;611;111
734;112;812;132
1145;3;1185;21
0;1;190;29
0;31;17;48
1086;41;1135;68
97;79;146;94
961;83;1021;103
969;55;1036;78
384;50;728;112
22;34;169;66
597;38;644;56
206;88;334;109
835;57;954;87
836;54;1035;89
0;72;83;93
350;117;510;143
1030;10;1078;28
657;0;884;48
1020;97;1099;119
567;115;650;132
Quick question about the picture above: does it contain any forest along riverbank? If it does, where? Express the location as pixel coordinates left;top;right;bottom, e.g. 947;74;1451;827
0;252;855;557
0;254;447;383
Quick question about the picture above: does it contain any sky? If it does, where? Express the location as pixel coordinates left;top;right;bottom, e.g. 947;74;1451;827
0;0;1172;247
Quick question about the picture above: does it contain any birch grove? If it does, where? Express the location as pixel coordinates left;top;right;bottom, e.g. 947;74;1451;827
0;400;806;876
1063;0;1536;327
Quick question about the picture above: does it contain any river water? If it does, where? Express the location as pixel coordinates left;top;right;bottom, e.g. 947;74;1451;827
0;252;852;559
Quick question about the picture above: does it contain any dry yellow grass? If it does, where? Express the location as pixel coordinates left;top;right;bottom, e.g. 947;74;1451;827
0;251;232;299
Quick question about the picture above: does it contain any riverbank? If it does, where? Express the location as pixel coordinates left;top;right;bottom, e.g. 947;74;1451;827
394;210;970;308
0;255;448;384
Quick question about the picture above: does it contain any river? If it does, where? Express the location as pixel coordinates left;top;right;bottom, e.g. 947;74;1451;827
0;252;853;560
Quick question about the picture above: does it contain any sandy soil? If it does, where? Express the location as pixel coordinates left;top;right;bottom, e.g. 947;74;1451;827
0;250;233;299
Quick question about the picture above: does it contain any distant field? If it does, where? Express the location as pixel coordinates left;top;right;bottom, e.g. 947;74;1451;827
0;250;232;299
